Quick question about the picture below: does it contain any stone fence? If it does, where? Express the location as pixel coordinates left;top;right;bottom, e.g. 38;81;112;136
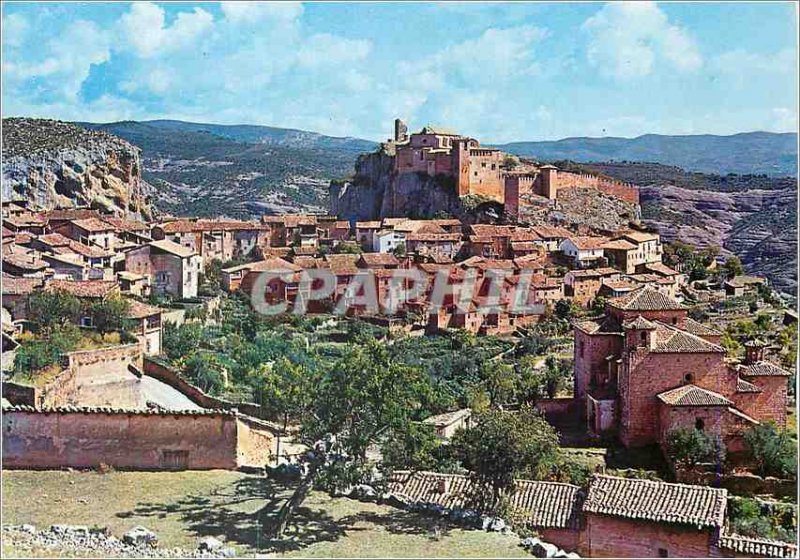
676;469;796;498
142;356;270;421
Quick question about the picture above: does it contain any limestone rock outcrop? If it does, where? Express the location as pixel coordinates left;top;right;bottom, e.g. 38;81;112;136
2;118;153;220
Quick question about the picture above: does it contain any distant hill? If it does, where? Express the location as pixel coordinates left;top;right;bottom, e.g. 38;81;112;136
79;120;378;218
497;132;797;176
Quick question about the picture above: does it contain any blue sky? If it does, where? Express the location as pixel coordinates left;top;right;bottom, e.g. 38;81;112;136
2;1;797;142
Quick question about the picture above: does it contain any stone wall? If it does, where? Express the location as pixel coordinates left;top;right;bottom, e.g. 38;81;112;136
3;407;239;470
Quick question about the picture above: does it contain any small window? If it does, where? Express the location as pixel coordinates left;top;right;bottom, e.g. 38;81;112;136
658;548;668;558
671;317;678;325
474;171;478;176
640;331;647;342
695;418;705;431
684;373;694;383
481;162;487;168
80;316;94;328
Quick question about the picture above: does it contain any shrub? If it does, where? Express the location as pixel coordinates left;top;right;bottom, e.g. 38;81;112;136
743;423;797;478
664;427;725;469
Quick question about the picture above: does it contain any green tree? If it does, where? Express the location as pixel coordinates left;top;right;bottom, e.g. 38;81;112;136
272;338;432;537
664;428;725;469
516;355;546;405
392;242;406;258
163;322;204;361
183;352;226;394
554;299;580;320
743;423;797;478
722;256;745;279
88;295;131;333
543;356;569;398
28;291;81;332
450;407;559;510
475;361;516;408
256;357;320;463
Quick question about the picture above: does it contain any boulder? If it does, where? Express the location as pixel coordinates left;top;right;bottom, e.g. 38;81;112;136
521;536;541;550
218;547;237;558
350;484;378;501
122;526;158;547
197;536;223;552
530;541;560;558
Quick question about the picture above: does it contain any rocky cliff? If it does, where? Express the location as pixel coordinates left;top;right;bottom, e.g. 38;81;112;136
330;150;471;221
2;118;153;219
640;184;797;293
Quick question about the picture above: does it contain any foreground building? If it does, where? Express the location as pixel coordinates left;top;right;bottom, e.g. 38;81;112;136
573;286;790;452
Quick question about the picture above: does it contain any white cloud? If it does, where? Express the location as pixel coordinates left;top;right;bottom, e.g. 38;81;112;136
770;107;798;132
119;2;213;58
711;48;797;84
220;1;303;25
296;34;372;69
2;13;29;48
582;2;702;79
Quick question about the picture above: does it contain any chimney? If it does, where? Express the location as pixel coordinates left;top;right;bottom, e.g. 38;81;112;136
744;339;767;365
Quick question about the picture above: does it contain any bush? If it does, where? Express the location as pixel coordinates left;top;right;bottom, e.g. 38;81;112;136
743;423;797;478
664;428;725;469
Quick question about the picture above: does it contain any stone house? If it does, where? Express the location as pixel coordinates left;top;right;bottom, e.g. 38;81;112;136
2;251;49;277
602;238;639;273
124;240;202;300
1;275;43;323
405;232;462;261
724;275;766;298
564;268;620;306
261;214;317;248
421;408;472;440
573;286;790;453
151;219;269;266
54;217;117;251
559;236;609;269
117;271;150;297
613;231;663;270
355;221;382;250
126;300;163;355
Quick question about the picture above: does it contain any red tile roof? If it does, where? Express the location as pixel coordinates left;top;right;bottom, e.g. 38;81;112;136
387;471;582;529
657;384;732;407
72;217;115;233
46;279;119;298
582;474;727;528
565;236;609;251
359;253;400;267
719;533;797;558
652;323;725;353
1;275;44;295
609;286;684;311
738;361;792;377
2;252;48;271
126;300;163;319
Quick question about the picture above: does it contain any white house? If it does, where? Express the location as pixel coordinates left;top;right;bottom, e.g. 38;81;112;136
559;236;608;268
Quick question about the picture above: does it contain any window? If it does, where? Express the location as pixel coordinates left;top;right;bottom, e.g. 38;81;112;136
658;548;668;558
684;373;693;383
155;271;170;284
481;162;486;168
641;331;647;343
161;450;189;469
474;171;478;176
491;164;496;170
671;317;678;325
695;418;705;431
80;316;94;328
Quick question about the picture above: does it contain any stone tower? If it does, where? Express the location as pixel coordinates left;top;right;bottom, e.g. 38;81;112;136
394;118;408;143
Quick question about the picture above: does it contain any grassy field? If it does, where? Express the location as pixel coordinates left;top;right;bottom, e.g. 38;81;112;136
2;470;528;558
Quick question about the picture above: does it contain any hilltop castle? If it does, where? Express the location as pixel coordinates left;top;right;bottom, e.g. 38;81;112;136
385;119;640;216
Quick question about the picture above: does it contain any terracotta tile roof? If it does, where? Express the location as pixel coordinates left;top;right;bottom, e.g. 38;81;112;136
1;275;43;295
292;256;326;269
387;471;582;529
1;226;14;238
4;214;46;228
407;233;461;242
159;218;265;233
652;323;725;353
567;267;620;280
469;224;516;238
46;279;119;298
356;221;382;229
583;474;727;528
719;534;798;558
261;246;292;258
513;256;545;270
2;251;48;271
510;241;539;251
382;217;408;228
71;217;115;233
2;402;235;417
43;252;85;268
511;230;542;242
736;378;763;394
39;209;98;222
603;279;639;292
738;361;792;377
223;258;301;274
149;239;196;258
602;239;637;251
644;262;680;277
657;384;732;407
291;246;317;256
609;286;684;311
413;222;448;235
622;315;657;330
37;233;72;247
325;254;360;274
126;300;162;319
566;236;609;251
619;231;660;243
64;240;114;258
101;216;149;232
683;318;722;338
262;214;316;227
359;253;400;267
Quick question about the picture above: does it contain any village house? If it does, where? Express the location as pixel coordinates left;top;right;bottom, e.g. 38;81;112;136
1;275;43;323
124;240;202;300
221;258;302;295
151;219;270;266
724;275;767;298
2;251;49;277
573;286;790;454
373;228;406;253
531;225;573;253
126;300;163;355
614;230;663;270
355;221;382;250
559;236;609;269
117;271;150;297
421;408;473;440
564;268;620;306
53;217;117;251
405;231;462;261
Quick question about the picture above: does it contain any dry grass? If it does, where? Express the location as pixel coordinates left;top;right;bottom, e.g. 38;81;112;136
2;470;528;558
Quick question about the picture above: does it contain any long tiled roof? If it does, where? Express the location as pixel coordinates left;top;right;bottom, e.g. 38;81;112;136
72;217;114;233
652;323;725;353
46;279;119;298
657;384;732;407
719;534;798;558
622;315;657;330
1;275;43;295
126;300;163;319
386;471;582;529
683;317;722;338
738;360;792;377
582;475;727;528
565;236;609;251
736;377;763;393
359;253;400;267
609;286;684;311
2;403;233;417
149;239;196;258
